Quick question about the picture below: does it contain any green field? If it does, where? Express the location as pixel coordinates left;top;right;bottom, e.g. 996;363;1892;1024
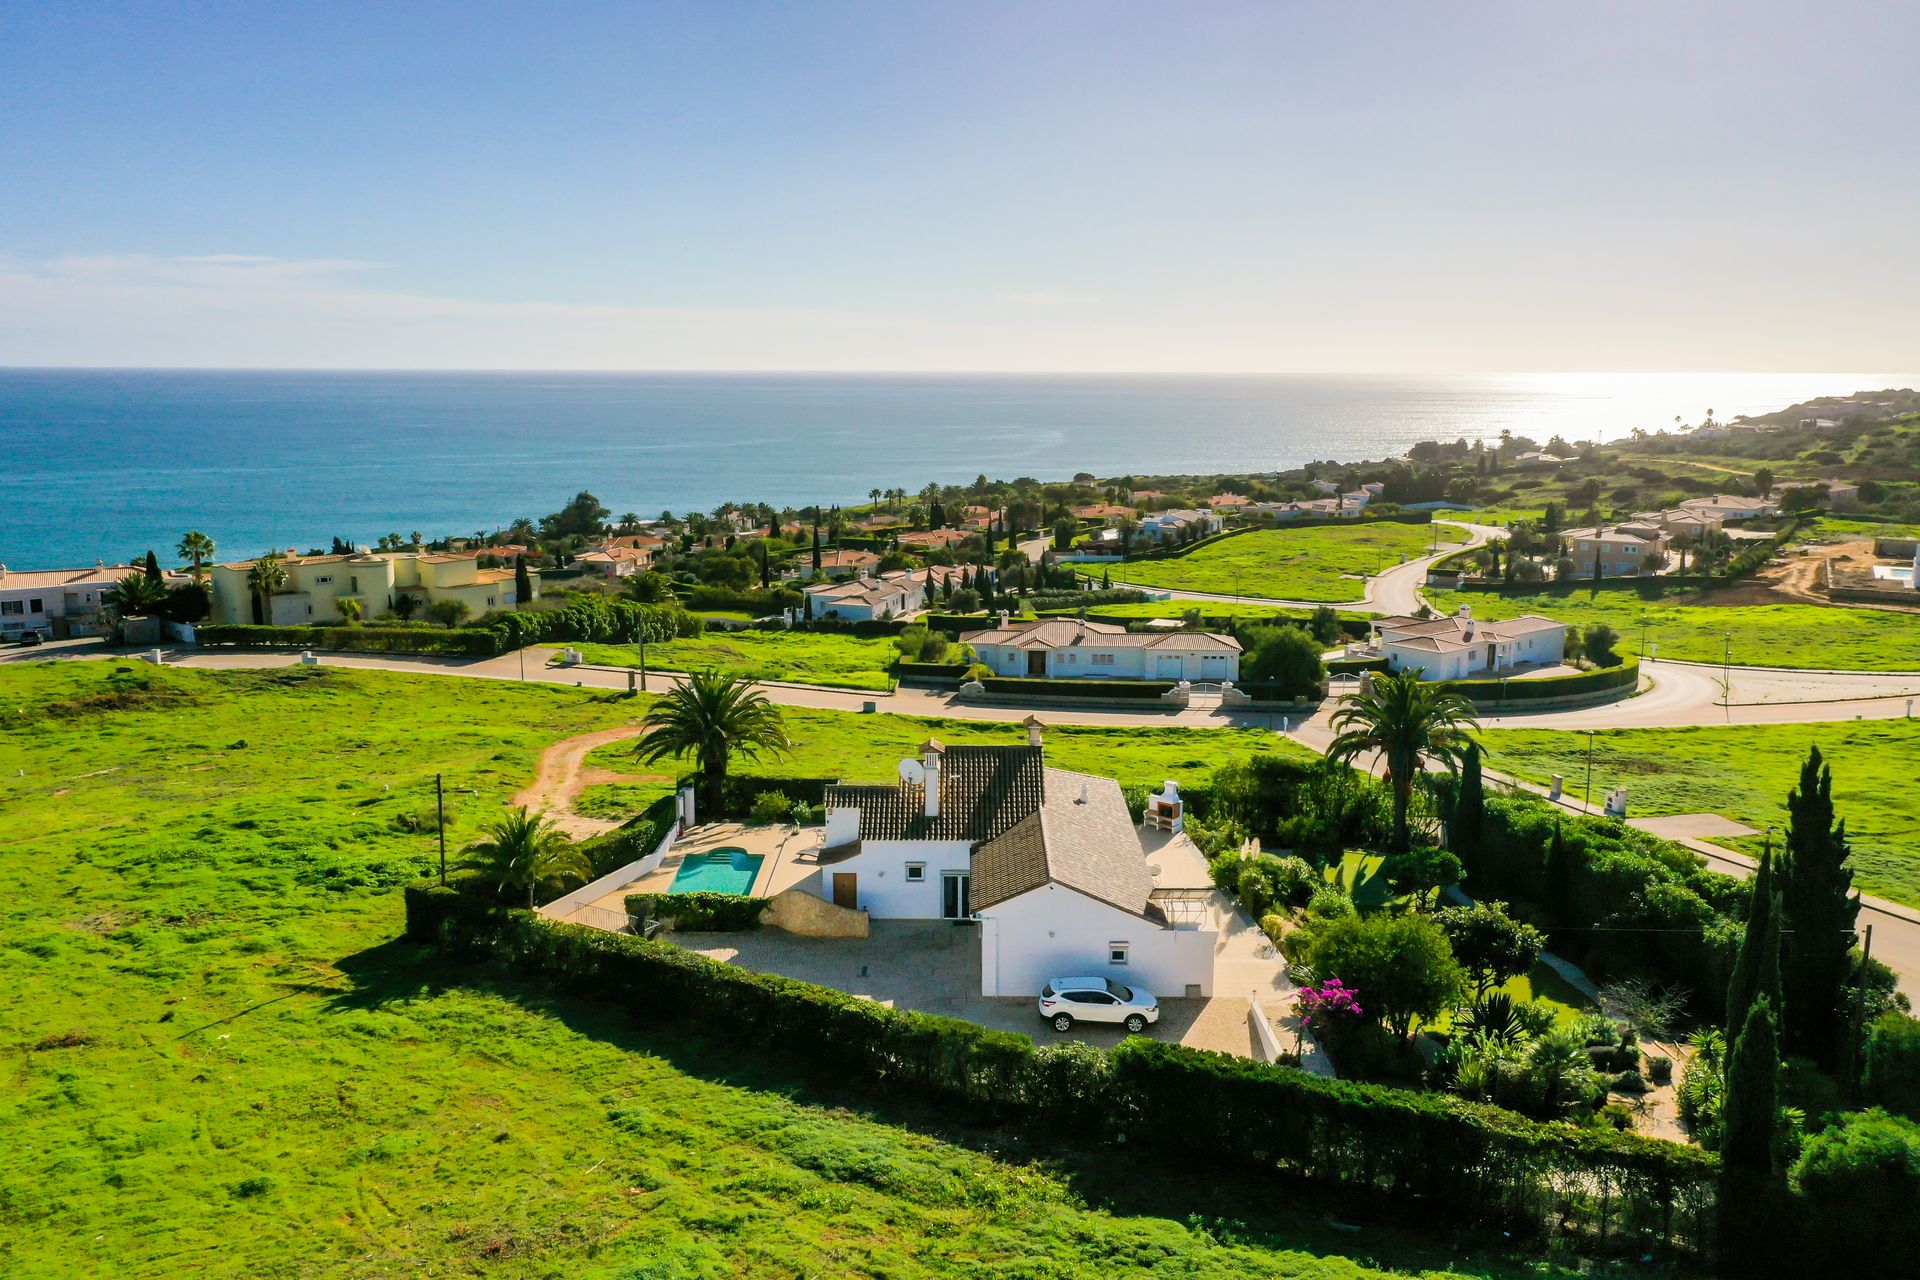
570;628;901;691
1045;599;1372;626
0;661;1593;1279
1483;720;1920;909
1428;584;1920;671
1112;524;1461;602
583;704;1314;797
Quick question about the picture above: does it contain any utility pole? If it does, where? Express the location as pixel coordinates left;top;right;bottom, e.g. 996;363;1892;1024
639;638;648;692
1853;921;1875;1094
1723;633;1732;707
436;772;447;885
1582;729;1597;814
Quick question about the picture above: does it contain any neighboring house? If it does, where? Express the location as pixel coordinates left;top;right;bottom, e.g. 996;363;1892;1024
962;616;1241;681
575;543;651;579
604;533;666;563
897;529;970;551
207;549;537;625
1678;494;1778;522
1071;503;1136;523
818;736;1217;997
1137;509;1223;543
1690;423;1731;440
1206;493;1252;512
1268;494;1366;520
1629;508;1723;537
1371;606;1567;681
1308;479;1340;495
1822;481;1860;510
1561;525;1669;577
1358;481;1386;497
0;562;177;639
1511;451;1566;470
813;549;883;579
803;568;955;621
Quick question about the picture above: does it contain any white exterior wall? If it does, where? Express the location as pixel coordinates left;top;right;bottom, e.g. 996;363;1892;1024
815;838;974;918
973;642;1238;682
1383;625;1567;679
978;884;1216;998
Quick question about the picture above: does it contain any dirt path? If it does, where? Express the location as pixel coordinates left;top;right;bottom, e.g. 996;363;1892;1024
512;724;665;838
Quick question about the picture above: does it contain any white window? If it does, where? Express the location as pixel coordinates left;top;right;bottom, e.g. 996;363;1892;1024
1108;942;1130;966
314;575;333;584
1091;653;1114;666
0;601;20;615
904;863;926;883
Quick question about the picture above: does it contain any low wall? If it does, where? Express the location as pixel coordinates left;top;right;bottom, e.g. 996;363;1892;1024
763;887;870;938
1248;992;1286;1064
538;818;680;924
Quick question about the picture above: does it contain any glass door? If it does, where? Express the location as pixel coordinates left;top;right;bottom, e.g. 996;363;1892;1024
941;872;971;919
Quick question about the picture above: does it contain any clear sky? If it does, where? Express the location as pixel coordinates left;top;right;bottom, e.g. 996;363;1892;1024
1;1;1915;372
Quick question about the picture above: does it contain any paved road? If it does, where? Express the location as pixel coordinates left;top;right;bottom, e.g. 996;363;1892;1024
1100;520;1494;614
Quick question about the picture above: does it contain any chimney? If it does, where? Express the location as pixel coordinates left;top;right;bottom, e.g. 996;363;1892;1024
1075;616;1087;638
996;609;1009;628
920;739;944;818
1023;714;1045;749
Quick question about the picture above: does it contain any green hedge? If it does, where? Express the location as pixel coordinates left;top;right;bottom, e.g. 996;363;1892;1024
978;677;1177;700
925;612;1000;633
690;774;837;819
893;661;969;682
485;596;700;650
1439;657;1639;704
626;891;770;931
1721;516;1803;579
1439;781;1743;1016
400;883;1716;1256
194;624;501;656
1327;656;1391;676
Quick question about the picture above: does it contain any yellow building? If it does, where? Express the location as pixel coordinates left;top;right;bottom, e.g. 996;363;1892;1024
208;549;538;626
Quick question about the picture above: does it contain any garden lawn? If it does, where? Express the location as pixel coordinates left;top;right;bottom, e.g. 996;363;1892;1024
570;628;900;691
0;661;1593;1280
1482;720;1920;909
1112;524;1461;602
585;705;1316;798
1042;599;1372;626
1428;584;1920;671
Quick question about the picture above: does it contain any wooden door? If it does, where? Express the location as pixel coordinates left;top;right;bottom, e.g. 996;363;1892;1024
832;873;858;909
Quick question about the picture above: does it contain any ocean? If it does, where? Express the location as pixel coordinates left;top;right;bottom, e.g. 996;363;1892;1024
1;369;1910;569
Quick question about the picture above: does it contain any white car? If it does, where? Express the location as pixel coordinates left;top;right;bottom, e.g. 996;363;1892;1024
1037;976;1159;1034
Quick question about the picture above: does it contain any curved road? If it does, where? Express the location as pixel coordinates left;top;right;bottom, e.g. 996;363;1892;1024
1101;520;1496;614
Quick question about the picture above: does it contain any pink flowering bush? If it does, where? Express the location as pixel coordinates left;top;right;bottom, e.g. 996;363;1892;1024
1297;979;1363;1035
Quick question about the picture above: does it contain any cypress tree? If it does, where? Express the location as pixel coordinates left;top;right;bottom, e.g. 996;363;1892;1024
1543;819;1573;929
1726;843;1781;1036
514;555;532;607
811;521;821;573
1452;743;1484;869
1778;746;1859;1063
144;549;162;584
1718;997;1785;1271
1101;567;1111;589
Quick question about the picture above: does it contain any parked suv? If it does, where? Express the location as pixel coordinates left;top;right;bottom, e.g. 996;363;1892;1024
1037;976;1159;1034
16;630;43;646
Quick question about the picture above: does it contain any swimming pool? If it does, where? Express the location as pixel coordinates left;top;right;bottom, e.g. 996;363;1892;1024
668;847;764;895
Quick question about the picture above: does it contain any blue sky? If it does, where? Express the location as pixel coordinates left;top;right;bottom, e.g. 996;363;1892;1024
1;1;1915;371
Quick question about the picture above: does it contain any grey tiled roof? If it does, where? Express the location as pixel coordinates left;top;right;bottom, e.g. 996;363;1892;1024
824;745;1044;843
973;768;1155;916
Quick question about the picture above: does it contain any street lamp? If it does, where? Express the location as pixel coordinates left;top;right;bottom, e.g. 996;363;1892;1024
1723;633;1732;707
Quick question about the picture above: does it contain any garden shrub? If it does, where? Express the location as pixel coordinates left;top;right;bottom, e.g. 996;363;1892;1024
626;892;771;932
195;624;501;657
1864;1012;1920;1121
747;790;795;824
1438;657;1639;705
978;677;1178;700
1789;1108;1920;1273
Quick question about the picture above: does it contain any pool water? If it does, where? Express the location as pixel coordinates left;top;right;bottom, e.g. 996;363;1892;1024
668;847;764;895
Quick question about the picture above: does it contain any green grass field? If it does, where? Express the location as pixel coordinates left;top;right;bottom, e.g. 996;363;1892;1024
583;704;1315;797
1112;523;1461;602
1482;720;1920;909
1044;599;1373;626
1428;584;1920;671
0;661;1597;1279
570;629;901;691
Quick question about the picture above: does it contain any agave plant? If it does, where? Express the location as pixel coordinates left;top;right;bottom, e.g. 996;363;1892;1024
1461;991;1524;1045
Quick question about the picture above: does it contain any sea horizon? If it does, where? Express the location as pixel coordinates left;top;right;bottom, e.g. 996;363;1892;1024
3;367;1912;570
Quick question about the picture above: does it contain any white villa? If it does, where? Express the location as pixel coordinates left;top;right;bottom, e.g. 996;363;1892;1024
1137;509;1223;543
1679;494;1777;523
1628;508;1723;537
0;562;186;640
817;735;1217;997
961;616;1241;682
1370;606;1566;681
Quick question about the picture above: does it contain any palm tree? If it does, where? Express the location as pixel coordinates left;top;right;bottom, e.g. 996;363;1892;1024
636;669;793;814
1326;669;1480;852
176;531;216;582
246;553;289;625
619;511;641;534
458;807;591;908
105;573;170;617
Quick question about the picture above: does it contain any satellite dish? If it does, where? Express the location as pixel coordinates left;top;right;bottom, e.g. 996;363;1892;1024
898;758;925;785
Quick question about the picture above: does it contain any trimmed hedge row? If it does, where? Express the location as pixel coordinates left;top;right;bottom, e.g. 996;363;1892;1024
1721;516;1803;579
194;624;502;656
626;891;770;931
1440;656;1639;704
1327;656;1391;676
690;774;836;820
892;661;970;681
485;596;700;650
978;677;1177;700
401;885;1716;1257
